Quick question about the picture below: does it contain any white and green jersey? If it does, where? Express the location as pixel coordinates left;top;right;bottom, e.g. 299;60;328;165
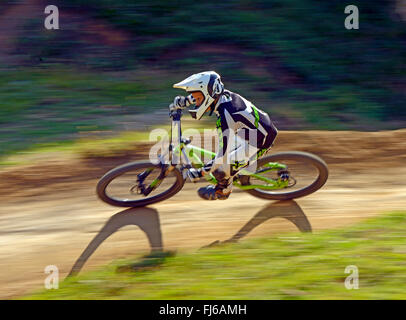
202;90;278;175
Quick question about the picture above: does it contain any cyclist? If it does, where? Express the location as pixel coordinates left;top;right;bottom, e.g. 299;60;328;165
170;71;278;200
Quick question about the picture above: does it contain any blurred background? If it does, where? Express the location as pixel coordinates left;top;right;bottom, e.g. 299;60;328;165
0;0;405;159
1;0;406;300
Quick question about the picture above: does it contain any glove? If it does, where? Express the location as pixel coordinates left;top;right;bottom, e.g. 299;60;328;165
187;167;203;182
169;95;195;112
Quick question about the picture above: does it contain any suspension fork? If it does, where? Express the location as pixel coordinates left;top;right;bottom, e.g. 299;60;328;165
139;109;183;196
139;164;176;196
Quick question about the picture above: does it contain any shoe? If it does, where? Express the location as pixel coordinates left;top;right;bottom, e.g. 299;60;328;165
198;185;231;200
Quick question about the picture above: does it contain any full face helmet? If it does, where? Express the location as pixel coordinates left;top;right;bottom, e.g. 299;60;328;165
173;71;224;120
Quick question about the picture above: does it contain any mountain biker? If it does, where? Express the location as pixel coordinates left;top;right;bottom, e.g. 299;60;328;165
169;71;278;200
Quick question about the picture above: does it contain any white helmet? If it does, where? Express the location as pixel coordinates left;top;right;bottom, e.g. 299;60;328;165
173;71;224;120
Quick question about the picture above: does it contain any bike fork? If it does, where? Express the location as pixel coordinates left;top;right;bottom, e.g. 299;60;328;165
137;165;175;196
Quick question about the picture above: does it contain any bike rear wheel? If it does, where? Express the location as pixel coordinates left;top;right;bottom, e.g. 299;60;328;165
241;151;328;200
96;161;185;207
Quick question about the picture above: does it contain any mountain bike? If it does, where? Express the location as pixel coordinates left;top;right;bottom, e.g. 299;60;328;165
97;109;328;207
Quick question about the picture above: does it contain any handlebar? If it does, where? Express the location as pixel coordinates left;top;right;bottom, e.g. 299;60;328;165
169;108;183;121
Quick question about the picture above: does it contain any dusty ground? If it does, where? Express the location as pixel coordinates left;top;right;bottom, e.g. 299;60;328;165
0;129;405;299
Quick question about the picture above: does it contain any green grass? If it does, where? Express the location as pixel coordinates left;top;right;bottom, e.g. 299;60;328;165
0;117;214;167
0;67;179;158
25;211;406;299
0;65;244;161
0;67;175;124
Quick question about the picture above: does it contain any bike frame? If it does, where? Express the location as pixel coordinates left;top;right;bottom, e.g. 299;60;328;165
182;143;288;190
149;109;289;191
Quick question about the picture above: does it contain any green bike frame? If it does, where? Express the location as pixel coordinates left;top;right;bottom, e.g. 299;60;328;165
148;109;289;193
179;143;289;190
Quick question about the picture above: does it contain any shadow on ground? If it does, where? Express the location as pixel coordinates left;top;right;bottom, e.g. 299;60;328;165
68;200;311;276
68;207;163;277
202;200;311;248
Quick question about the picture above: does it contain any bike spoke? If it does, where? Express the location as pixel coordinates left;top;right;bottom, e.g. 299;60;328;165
105;166;178;202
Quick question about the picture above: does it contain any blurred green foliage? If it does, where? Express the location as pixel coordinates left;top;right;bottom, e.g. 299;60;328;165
56;0;405;117
1;0;405;157
0;68;177;156
25;211;406;299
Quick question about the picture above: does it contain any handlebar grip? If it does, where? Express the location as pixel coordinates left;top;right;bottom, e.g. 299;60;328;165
170;108;182;120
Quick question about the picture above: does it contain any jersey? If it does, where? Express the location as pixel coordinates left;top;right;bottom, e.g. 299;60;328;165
202;90;278;175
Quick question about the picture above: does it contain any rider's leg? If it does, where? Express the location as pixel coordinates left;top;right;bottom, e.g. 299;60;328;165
198;124;277;201
197;165;233;200
198;136;259;200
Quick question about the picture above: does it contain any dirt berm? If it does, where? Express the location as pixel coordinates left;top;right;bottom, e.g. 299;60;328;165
0;129;405;298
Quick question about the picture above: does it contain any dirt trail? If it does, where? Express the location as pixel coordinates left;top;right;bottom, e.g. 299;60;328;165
0;130;405;299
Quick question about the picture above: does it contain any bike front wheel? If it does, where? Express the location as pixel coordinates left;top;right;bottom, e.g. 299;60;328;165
241;151;328;200
96;161;185;207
